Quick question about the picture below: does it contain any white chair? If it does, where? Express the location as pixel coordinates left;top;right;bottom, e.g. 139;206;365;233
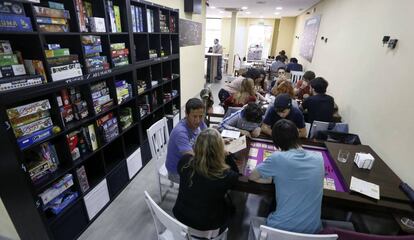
249;223;337;240
144;191;228;240
147;117;174;201
290;71;304;86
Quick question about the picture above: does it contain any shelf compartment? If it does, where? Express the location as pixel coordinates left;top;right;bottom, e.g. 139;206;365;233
148;34;161;59
109;34;132;69
83;153;106;191
107;160;129;199
171;34;179;54
134;34;149;61
114;71;134;105
103;137;125;173
123;124;140;156
50;199;88;240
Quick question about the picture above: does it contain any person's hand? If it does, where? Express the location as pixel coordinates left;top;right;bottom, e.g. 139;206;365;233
239;130;251;138
251;127;261;138
223;138;233;145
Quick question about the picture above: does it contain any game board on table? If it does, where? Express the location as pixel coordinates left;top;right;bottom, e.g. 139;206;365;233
245;140;347;192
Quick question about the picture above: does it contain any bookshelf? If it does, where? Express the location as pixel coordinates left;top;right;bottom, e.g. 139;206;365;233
0;0;180;239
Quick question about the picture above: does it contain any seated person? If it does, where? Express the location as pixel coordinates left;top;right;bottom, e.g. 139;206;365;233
301;77;335;124
270;80;298;108
269;67;289;90
286;57;303;72
218;102;264;138
224;78;257;109
261;93;307;138
294;70;315;100
166;98;207;182
254;69;267;95
270;56;286;80
173;128;239;235
218;68;262;104
249;119;324;234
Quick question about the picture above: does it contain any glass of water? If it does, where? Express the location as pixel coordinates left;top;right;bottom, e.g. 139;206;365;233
337;149;350;163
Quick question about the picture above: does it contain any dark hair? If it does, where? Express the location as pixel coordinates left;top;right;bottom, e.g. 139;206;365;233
275;107;289;113
275;55;282;61
277;67;286;72
242;68;261;80
290;57;298;63
243;102;264;123
272;119;299;151
243;57;246;61
279;50;286;55
303;71;316;82
310;77;329;94
185;98;204;114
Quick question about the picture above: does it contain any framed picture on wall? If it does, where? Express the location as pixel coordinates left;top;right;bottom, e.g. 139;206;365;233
300;15;321;62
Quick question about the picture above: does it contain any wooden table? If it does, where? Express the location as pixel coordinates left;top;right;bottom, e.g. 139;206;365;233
232;138;414;215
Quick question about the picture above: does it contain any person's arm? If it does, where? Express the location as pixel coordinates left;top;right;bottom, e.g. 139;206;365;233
176;131;195;156
251;127;261;138
298;127;307;138
261;123;272;136
256;92;266;101
249;169;272;183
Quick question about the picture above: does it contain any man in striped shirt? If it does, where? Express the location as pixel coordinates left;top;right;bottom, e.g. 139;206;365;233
218;103;264;138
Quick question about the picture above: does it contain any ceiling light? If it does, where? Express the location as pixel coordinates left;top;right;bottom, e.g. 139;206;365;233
274;12;280;15
241;6;248;10
245;11;251;14
260;15;264;18
276;7;283;10
210;6;216;9
219;11;224;13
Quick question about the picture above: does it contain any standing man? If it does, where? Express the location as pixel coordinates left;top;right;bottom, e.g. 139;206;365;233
166;98;207;182
213;39;223;80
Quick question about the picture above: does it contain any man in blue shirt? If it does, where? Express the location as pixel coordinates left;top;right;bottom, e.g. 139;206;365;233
286;57;303;72
166;98;207;182
249;119;324;235
261;93;307;138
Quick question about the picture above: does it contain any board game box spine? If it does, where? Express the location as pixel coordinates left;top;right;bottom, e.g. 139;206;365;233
0;15;32;32
17;126;54;149
50;63;83;81
114;5;122;32
13;116;53;138
7;99;51;119
33;6;70;19
131;6;137;32
45;48;70;58
36;17;67;25
0;1;25;15
38;24;69;32
47;55;79;67
83;45;103;56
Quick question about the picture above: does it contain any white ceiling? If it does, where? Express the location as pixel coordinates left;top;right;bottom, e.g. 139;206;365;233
206;0;321;19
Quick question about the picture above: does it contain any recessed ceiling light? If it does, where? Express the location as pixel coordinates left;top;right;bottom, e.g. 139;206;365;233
210;6;216;9
245;11;251;14
219;11;224;13
276;7;283;10
241;6;248;10
274;12;280;15
260;15;264;18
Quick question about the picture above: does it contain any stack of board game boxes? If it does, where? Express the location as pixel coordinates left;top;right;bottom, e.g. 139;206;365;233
115;80;132;104
159;11;169;33
91;81;113;114
45;45;83;81
25;142;60;184
96;112;119;143
33;3;71;33
110;43;129;68
106;0;122;33
0;40;46;91
0;1;33;32
119;107;132;130
66;124;98;161
6;99;59;150
38;174;79;215
130;5;144;32
74;0;106;32
81;35;110;73
146;8;155;32
56;87;89;126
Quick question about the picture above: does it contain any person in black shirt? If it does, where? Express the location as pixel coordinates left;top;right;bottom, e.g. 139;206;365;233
173;128;239;235
301;77;335;124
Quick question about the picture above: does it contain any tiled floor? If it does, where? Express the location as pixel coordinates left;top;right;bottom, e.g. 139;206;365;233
78;75;271;240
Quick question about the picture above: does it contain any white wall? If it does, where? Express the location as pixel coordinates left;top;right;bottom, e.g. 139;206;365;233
291;0;414;186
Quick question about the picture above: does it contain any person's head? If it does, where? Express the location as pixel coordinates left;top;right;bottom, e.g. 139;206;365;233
277;67;286;77
272;119;299;151
191;128;229;179
275;55;282;62
214;39;219;44
242;68;261;81
242;56;246;61
290;57;298;63
243;102;264;123
302;70;316;82
234;78;255;104
274;80;294;98
310;77;329;94
279;50;286;56
273;93;292;118
185;98;205;130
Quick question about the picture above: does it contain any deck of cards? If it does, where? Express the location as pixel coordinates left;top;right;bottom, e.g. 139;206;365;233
354;152;375;170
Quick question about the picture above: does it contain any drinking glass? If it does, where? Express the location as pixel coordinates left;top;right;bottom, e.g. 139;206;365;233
337;149;350;163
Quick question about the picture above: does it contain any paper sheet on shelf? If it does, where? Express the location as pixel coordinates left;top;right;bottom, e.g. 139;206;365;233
224;135;247;153
221;129;241;139
350;176;380;200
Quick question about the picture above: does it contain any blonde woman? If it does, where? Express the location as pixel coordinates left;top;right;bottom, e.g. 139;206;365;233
223;78;256;109
173;128;239;235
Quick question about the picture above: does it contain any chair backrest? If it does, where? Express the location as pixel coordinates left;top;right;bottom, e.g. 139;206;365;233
322;227;414;240
259;225;338;240
147;117;170;168
144;191;191;240
290;71;304;85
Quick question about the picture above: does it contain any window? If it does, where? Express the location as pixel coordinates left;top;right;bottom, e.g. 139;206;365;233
246;24;273;60
205;18;222;53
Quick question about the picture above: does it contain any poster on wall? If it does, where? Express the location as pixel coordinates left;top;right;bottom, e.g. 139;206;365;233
299;15;321;62
179;19;202;47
